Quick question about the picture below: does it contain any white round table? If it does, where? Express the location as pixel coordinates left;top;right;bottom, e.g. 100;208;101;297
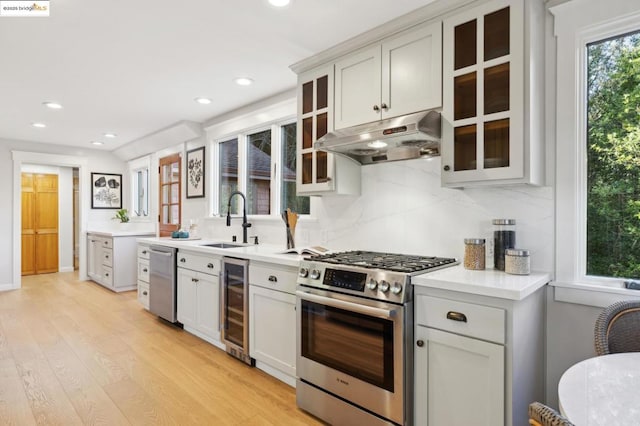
558;353;640;425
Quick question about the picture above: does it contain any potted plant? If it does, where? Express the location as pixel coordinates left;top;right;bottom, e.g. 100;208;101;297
112;208;130;223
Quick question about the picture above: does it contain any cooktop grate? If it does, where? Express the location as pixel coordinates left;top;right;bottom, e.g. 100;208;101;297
306;250;457;273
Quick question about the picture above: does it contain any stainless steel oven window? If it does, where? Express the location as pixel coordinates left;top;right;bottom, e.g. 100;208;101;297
300;299;395;391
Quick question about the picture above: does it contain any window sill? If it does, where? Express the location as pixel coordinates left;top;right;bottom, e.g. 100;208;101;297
204;215;318;223
551;281;640;308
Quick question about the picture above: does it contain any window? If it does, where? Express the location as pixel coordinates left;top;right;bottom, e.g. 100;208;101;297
586;31;640;279
282;122;310;213
215;121;310;217
552;0;640;286
128;156;150;219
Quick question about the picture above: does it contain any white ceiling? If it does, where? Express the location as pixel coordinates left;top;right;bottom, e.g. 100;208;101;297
0;0;436;151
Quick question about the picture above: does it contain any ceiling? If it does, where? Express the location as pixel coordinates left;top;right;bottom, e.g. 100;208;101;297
0;0;436;151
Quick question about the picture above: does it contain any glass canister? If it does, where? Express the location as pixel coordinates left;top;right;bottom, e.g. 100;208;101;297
464;238;486;270
493;219;516;271
505;249;530;275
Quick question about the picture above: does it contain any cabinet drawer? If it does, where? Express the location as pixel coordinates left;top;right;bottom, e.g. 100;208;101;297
416;295;505;344
138;280;150;310
137;245;150;260
101;238;113;249
138;258;150;282
102;248;113;267
102;266;113;287
249;262;297;294
177;251;220;275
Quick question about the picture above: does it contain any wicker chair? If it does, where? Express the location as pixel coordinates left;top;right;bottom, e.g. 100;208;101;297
528;402;575;426
594;300;640;356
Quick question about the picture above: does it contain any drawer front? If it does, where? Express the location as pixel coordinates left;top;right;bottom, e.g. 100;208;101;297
138;258;150;282
249;262;297;294
138;280;150;310
416;295;505;344
177;251;220;275
102;248;113;267
137;245;150;260
102;238;113;249
102;266;114;287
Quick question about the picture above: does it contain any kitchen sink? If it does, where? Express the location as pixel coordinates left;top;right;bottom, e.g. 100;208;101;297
200;242;247;249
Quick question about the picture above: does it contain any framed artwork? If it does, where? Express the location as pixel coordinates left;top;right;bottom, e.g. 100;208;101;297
91;172;122;209
186;146;205;198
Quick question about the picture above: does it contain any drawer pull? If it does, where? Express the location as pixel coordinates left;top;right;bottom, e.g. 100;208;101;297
142;291;148;296
142;250;148;255
105;273;109;277
180;258;186;263
192;278;199;283
207;263;214;269
268;275;278;283
143;268;148;273
446;311;467;323
105;255;109;259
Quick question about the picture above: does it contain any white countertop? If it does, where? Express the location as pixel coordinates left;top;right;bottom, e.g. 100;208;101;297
88;230;156;237
136;237;305;267
412;265;550;300
558;353;640;425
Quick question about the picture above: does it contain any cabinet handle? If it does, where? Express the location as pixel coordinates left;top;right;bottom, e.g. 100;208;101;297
105;255;109;259
143;268;148;273
373;105;380;112
142;250;147;255
446;311;467;322
416;340;424;347
207;263;214;269
192;278;199;283
443;165;451;171
105;273;109;277
180;258;186;263
381;103;388;110
142;291;148;296
268;275;278;283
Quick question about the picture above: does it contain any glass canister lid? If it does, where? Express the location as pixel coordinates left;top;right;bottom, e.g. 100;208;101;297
505;248;529;256
492;219;516;225
464;238;486;244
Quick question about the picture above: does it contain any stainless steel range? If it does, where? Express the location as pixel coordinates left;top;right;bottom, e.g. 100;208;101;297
296;251;458;426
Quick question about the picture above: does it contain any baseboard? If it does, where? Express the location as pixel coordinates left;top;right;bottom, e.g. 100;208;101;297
59;266;74;273
0;283;16;292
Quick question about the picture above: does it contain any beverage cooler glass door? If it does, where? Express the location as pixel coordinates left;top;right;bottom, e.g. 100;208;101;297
221;257;249;350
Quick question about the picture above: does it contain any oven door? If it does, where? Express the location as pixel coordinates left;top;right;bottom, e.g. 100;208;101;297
296;287;406;425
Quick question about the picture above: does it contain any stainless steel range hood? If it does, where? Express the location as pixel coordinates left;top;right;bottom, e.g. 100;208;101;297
315;110;441;165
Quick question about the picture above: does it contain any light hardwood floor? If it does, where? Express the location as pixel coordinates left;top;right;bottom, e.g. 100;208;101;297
0;272;324;425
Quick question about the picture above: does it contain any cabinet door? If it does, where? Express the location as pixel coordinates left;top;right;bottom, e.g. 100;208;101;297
87;236;103;282
334;45;381;129
196;273;220;342
415;326;504;426
177;268;197;328
297;65;337;194
441;0;524;186
381;22;442;119
249;285;296;377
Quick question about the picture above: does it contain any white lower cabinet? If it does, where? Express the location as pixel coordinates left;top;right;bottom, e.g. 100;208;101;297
415;326;504;426
249;261;297;386
177;251;221;347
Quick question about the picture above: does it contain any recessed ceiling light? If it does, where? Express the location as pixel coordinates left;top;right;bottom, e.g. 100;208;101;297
103;132;117;138
269;0;290;6
195;97;212;105
32;122;46;128
91;141;104;146
234;77;254;86
43;101;63;109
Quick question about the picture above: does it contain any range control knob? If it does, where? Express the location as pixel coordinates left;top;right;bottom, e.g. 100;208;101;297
310;269;321;280
366;279;378;290
391;282;403;295
379;280;390;293
299;267;309;278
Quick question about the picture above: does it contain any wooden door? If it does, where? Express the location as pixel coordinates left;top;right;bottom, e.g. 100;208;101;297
159;153;181;237
22;173;59;275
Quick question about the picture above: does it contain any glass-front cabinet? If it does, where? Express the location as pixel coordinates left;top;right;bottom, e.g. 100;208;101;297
441;0;544;187
296;66;360;196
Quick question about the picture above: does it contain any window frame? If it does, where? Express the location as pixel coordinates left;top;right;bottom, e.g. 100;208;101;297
127;155;151;221
552;1;640;288
210;118;310;218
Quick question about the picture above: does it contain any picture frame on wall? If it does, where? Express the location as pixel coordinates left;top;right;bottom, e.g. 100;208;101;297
91;172;122;209
186;146;205;198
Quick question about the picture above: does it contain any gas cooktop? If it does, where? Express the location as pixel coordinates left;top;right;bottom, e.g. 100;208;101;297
306;250;458;274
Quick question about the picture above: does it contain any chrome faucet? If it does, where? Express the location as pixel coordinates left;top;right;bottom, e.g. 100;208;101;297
226;191;251;244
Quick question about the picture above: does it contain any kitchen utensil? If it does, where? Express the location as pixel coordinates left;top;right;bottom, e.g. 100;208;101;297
286;208;299;243
282;211;294;249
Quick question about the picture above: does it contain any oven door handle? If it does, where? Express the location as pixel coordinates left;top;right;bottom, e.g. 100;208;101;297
296;290;397;319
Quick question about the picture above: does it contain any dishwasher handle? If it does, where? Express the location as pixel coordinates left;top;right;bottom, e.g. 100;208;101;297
149;248;173;257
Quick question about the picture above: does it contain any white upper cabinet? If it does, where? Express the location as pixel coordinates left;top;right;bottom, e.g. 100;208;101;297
334;22;442;130
441;0;545;187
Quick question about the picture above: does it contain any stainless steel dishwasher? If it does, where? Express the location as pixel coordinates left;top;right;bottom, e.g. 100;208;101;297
149;244;178;323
